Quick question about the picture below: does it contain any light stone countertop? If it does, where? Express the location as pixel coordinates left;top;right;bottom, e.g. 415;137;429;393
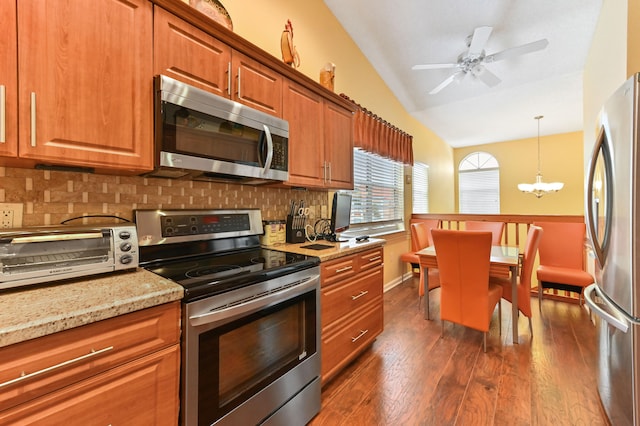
266;237;385;262
0;268;183;348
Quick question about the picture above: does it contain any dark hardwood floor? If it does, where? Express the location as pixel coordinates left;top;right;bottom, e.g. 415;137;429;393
310;277;606;425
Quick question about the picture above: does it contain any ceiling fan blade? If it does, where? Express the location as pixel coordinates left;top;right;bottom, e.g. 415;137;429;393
412;63;458;70
468;26;493;58
484;38;549;63
429;72;461;95
474;66;501;87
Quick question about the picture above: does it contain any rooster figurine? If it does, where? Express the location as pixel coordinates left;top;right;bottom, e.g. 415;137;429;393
281;19;300;68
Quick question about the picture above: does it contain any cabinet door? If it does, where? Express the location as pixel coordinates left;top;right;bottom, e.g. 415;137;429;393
17;0;153;172
324;101;354;189
232;50;282;117
0;1;17;157
283;80;325;187
0;345;180;426
154;6;232;98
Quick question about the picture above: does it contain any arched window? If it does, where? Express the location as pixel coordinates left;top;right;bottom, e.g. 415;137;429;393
458;151;500;213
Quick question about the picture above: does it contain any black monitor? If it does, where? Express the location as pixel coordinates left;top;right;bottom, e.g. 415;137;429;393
328;192;352;242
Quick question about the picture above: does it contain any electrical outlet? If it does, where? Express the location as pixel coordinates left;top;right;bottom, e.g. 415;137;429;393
0;203;23;228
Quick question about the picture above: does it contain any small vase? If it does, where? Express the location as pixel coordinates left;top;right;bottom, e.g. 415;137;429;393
189;0;233;31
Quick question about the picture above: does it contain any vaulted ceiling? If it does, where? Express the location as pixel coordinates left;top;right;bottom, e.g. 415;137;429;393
323;0;603;148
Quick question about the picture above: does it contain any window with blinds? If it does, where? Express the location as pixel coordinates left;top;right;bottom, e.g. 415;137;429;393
346;148;404;235
412;162;429;214
458;152;500;214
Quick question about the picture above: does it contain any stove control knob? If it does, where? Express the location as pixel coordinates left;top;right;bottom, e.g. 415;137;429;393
120;254;133;265
120;242;132;252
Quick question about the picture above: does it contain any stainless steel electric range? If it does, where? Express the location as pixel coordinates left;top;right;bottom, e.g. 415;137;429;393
135;209;321;426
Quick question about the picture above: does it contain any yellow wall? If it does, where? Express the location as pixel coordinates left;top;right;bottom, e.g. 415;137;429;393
220;0;454;286
454;131;585;215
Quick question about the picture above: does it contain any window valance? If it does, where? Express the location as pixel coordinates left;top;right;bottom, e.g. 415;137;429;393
340;94;413;165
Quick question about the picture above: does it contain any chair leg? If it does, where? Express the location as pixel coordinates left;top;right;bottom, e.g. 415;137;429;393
538;283;543;311
498;301;502;336
528;317;533;335
483;332;487;353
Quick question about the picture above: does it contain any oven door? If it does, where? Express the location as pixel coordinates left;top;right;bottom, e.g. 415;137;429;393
182;268;320;426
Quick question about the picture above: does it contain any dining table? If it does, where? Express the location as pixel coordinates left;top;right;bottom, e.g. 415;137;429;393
417;244;521;344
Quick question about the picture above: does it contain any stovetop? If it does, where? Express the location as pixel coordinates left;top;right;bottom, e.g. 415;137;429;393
143;247;319;302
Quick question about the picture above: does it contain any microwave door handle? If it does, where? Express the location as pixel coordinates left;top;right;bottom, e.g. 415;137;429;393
261;124;273;175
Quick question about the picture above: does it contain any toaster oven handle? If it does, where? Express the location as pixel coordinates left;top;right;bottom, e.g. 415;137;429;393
262;124;273;175
8;231;108;244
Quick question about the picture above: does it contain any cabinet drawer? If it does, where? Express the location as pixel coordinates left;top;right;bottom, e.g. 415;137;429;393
0;345;179;425
0;302;180;411
358;248;383;272
321;266;382;327
321;256;357;287
321;299;383;384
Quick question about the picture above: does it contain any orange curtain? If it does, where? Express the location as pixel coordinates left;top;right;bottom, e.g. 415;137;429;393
342;95;413;165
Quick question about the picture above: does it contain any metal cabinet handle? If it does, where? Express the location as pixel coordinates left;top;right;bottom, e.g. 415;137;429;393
351;329;368;343
30;92;36;147
0;85;5;143
0;346;114;389
351;290;368;300
226;62;231;96
237;67;241;99
327;162;332;183
367;255;381;262
335;265;352;273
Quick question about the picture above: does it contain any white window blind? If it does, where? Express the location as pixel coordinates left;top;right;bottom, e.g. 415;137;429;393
458;152;500;214
348;148;404;235
412;162;429;214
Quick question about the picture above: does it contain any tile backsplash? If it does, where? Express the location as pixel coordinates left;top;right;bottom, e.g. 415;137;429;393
1;167;329;227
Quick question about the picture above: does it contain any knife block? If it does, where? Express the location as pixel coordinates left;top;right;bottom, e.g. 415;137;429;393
286;214;306;243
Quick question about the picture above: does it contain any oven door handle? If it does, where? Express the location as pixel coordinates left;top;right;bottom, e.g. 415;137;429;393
188;274;319;327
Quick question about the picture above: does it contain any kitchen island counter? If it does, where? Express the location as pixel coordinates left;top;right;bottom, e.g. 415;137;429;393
267;237;385;262
0;269;183;348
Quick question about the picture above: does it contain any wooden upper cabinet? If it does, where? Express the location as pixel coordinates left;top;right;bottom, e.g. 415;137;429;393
324;101;354;189
0;1;17;157
154;6;231;98
283;80;325;187
16;0;154;173
231;50;282;117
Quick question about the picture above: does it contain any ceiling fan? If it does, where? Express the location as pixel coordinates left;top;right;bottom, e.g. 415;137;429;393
412;26;549;94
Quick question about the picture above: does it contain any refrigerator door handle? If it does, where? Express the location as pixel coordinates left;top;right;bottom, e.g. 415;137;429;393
584;283;630;332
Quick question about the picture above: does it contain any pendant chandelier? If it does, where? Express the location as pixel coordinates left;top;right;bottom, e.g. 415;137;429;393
517;115;564;198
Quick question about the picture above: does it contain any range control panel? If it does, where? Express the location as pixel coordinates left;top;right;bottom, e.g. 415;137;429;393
160;213;251;237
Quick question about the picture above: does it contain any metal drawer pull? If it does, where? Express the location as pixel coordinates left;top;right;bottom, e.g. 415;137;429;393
367;255;381;262
0;346;114;389
0;85;5;143
30;92;36;147
335;266;353;273
351;290;368;300
351;329;369;343
226;62;231;96
237;67;241;98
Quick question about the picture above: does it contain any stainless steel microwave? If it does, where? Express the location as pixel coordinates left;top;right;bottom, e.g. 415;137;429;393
147;75;289;184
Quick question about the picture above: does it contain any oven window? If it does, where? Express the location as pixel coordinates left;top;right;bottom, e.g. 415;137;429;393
198;290;317;423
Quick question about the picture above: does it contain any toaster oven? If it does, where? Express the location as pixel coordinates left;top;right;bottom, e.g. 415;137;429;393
0;224;138;290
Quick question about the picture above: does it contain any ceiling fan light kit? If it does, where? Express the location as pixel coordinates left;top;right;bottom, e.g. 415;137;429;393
517;115;564;198
412;26;549;95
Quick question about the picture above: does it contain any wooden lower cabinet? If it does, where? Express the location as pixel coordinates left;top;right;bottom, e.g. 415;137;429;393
0;302;181;424
320;247;384;385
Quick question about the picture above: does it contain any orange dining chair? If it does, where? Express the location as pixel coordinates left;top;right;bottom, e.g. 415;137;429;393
490;225;543;335
400;221;440;308
465;220;505;245
431;229;502;352
533;222;595;308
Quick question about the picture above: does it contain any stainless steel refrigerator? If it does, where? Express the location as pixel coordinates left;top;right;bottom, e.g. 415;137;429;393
584;73;640;426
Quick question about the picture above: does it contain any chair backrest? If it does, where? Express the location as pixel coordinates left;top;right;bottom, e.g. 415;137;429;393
431;229;493;331
410;219;440;250
517;225;543;317
465;221;505;245
533;222;586;269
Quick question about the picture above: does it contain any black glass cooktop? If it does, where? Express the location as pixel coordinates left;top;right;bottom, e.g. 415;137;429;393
144;248;319;302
